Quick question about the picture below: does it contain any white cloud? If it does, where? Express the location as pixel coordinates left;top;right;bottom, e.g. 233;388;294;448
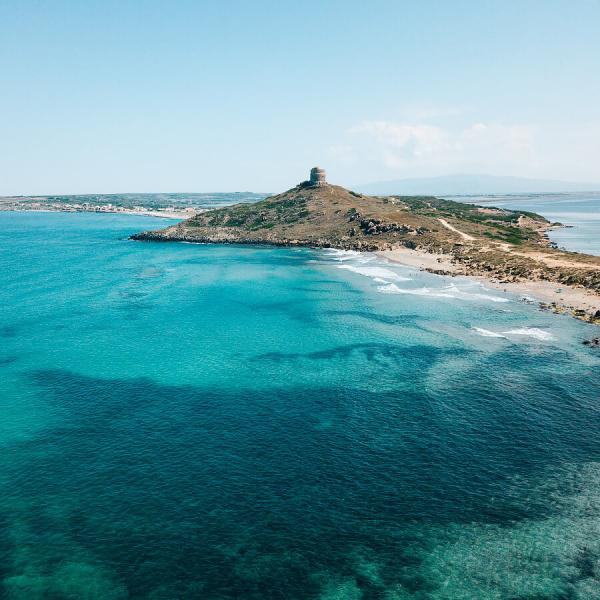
327;116;600;184
346;119;538;176
349;121;448;152
459;122;535;153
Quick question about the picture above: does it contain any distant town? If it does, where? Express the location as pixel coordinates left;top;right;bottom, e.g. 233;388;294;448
0;192;268;219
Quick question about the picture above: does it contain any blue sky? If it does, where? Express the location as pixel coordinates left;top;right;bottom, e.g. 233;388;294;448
1;0;599;194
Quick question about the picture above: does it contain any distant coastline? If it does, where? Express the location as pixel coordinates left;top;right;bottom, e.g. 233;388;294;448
0;204;191;219
0;191;268;221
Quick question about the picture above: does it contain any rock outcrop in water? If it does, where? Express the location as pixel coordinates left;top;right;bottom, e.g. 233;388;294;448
132;168;600;323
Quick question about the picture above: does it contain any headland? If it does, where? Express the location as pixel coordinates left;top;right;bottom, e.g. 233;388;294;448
132;168;600;324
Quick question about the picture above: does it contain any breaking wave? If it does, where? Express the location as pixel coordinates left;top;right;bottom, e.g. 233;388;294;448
472;326;555;341
336;264;411;282
378;282;510;303
323;249;369;263
472;327;508;338
504;327;555;341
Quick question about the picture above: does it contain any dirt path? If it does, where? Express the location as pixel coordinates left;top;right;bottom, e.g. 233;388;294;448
438;218;476;241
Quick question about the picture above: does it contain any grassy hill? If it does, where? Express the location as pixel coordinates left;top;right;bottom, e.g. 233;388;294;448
132;179;551;252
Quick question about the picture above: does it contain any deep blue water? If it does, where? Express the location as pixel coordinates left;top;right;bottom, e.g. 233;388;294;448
1;211;600;599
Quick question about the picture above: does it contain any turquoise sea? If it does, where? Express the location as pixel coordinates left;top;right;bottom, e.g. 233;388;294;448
1;208;600;599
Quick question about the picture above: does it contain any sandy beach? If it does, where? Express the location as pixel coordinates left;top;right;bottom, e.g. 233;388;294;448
378;247;600;321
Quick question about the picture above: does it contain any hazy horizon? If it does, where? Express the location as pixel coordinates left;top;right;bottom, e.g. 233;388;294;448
3;172;600;198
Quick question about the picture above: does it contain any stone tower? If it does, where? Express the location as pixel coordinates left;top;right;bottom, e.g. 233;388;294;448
309;167;327;186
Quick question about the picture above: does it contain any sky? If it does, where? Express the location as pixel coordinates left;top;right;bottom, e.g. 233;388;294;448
1;0;599;194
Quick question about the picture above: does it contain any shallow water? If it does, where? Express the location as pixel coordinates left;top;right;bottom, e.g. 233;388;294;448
1;211;600;599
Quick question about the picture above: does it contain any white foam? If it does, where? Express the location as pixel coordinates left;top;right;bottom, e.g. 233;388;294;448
337;264;411;282
459;290;510;303
472;326;554;341
378;283;510;303
378;283;448;297
472;327;508;338
324;249;368;262
503;327;554;341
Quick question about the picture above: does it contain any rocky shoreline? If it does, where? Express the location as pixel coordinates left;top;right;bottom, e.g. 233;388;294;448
378;247;600;326
130;229;383;250
131;171;600;327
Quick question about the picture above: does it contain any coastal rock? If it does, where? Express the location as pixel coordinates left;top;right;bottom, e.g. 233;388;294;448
348;212;424;236
425;268;456;276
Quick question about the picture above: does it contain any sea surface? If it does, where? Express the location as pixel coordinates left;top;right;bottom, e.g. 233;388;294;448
1;207;600;599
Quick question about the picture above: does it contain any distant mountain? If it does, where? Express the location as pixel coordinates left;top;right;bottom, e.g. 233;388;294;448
356;174;600;196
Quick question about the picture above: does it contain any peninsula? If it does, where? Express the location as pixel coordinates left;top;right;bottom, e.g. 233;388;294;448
132;168;600;324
